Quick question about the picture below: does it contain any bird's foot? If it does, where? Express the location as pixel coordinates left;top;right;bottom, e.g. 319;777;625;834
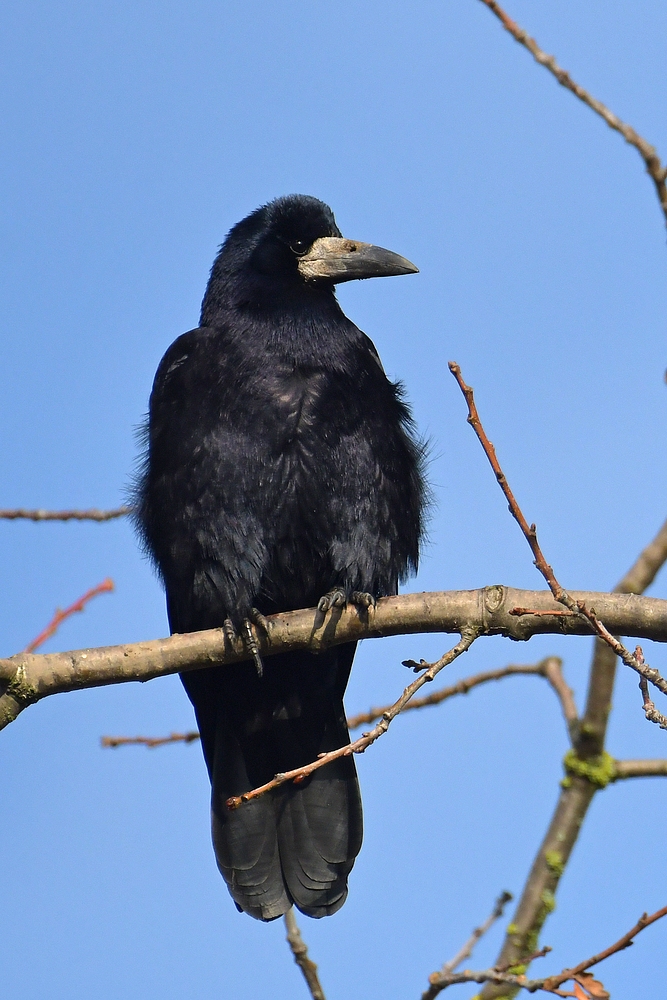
317;588;376;613
350;591;376;610
222;616;265;678
249;607;272;633
317;588;347;613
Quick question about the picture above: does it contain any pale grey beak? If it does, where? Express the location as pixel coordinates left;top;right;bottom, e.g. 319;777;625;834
297;236;419;284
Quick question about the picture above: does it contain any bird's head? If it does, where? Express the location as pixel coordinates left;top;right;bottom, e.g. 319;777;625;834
200;195;418;323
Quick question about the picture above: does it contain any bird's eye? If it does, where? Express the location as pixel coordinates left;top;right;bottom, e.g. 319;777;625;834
289;240;308;256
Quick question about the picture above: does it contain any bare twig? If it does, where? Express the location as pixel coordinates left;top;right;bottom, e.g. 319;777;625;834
612;758;667;781
225;629;479;810
23;579;115;654
0;507;131;522
448;367;667;998
423;891;512;1000
575;518;667;760
352;655;577;732
2;587;666;733
639;674;667;730
421;904;667;995
449;361;667;706
477;0;667;226
101;731;201;749
284;909;326;1000
542;904;667;992
100;656;576;750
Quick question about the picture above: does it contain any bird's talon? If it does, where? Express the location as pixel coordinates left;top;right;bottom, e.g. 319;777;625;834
242;619;264;677
317;588;347;612
250;607;271;633
350;590;376;609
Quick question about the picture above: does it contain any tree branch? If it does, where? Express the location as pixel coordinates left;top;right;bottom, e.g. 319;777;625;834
611;758;667;781
476;0;667;226
284;909;326;1000
0;506;131;522
423;891;514;1000
2;587;666;733
449;362;667;704
349;656;576;734
23;579;114;654
101;656;575;749
225;629;479;810
422;904;667;995
445;361;667;996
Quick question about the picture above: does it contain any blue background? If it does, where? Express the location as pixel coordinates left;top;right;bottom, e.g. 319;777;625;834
1;2;666;996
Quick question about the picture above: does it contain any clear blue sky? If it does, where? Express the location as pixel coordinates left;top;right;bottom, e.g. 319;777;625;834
2;2;666;997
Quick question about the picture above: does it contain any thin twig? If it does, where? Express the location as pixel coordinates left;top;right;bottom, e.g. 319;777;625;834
225;628;479;810
284;909;326;1000
638;673;667;730
423;891;512;1000
477;0;667;226
449;361;667;707
100;656;576;750
101;731;201;749
351;655;578;734
0;507;131;522
421;904;667;995
542;904;667;992
23;579;115;654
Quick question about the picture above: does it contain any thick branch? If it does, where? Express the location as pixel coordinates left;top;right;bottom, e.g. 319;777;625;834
2;587;666;732
477;0;667;226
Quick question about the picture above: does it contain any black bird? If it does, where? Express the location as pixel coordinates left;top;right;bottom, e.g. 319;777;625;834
135;195;426;921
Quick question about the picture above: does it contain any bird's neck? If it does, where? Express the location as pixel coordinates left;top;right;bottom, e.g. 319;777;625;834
201;285;357;366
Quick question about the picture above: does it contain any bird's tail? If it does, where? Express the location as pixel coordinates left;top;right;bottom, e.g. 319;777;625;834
181;643;362;921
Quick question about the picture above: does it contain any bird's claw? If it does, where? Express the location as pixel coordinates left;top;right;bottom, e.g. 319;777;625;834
317;588;347;613
350;591;376;609
242;619;264;678
317;588;376;613
222;616;265;677
250;607;271;633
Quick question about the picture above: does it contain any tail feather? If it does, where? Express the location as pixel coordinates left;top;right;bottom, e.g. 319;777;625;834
278;765;362;917
182;644;362;920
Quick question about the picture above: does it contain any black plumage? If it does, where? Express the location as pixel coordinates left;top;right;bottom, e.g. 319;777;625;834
134;195;426;921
